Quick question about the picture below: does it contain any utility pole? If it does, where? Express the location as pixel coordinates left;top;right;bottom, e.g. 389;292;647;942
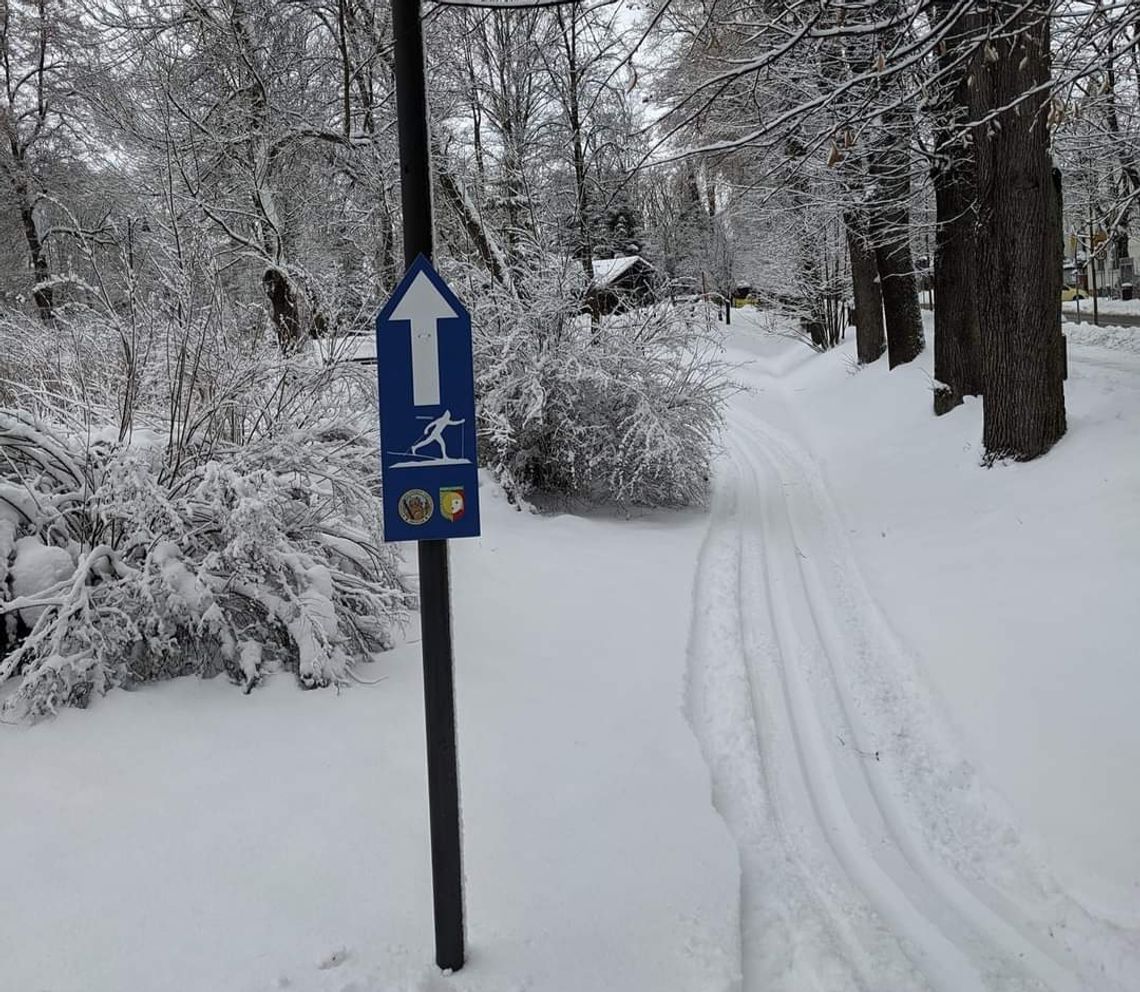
1072;231;1081;322
1087;204;1099;327
391;0;465;972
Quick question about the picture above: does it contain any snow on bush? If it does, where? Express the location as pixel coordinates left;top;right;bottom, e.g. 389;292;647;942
0;245;728;716
0;342;411;719
464;260;731;506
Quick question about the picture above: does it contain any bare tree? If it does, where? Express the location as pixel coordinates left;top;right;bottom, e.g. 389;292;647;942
0;0;83;319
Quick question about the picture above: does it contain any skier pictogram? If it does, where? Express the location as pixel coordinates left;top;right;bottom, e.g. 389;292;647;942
390;410;472;468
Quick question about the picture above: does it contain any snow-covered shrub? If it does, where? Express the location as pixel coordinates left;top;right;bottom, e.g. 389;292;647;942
0;351;411;719
464;259;731;506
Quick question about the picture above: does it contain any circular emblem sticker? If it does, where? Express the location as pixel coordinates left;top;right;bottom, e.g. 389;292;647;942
398;489;434;526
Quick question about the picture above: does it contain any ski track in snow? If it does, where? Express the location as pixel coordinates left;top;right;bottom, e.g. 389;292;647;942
685;339;1140;992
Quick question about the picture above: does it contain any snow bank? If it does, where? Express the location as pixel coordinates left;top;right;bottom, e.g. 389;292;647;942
1064;320;1140;354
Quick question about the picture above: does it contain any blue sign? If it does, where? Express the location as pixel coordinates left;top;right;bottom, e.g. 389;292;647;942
376;256;481;542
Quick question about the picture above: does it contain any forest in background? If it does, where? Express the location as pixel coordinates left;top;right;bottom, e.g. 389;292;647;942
1;2;1137;440
0;0;1136;715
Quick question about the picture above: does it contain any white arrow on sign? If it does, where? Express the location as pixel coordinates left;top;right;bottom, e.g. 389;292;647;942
390;270;459;407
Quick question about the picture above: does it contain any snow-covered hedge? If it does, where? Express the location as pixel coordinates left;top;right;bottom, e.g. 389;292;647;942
0;248;729;716
0;359;411;719
467;264;731;506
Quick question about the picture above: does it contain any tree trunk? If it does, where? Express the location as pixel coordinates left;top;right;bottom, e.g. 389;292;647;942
1104;56;1139;273
1054;167;1067;382
932;159;983;413
874;242;924;368
557;6;595;285
12;174;53;321
377;191;399;292
868;122;925;368
263;267;302;351
972;1;1066;460
436;159;518;297
844;211;885;363
931;0;983;415
20;200;53;321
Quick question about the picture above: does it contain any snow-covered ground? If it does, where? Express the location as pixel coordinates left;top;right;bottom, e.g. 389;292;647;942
697;311;1140;990
0;488;739;992
776;314;1140;912
3;308;1139;991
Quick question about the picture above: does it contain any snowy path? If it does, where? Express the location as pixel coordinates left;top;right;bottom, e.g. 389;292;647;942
685;329;1140;992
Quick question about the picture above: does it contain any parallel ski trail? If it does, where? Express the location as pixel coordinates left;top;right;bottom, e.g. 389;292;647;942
685;444;925;992
683;342;1140;991
739;410;1081;991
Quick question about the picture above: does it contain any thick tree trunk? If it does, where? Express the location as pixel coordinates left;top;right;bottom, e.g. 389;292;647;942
931;0;983;415
868;121;925;368
20;200;53;321
972;1;1066;460
12;174;53;320
263;267;302;351
844;212;885;364
932;162;982;414
874;241;924;368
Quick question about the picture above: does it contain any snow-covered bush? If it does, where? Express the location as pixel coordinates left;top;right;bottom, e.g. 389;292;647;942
0;316;411;718
464;260;731;506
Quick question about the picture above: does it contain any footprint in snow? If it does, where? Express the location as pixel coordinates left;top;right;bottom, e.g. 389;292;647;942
317;947;351;970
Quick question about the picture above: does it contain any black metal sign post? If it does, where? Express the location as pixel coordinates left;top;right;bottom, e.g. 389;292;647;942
391;0;466;972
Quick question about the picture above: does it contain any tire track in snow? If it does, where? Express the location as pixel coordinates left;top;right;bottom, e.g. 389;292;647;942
683;351;1139;990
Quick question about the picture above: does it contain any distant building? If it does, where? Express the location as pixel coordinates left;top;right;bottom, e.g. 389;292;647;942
589;255;657;314
1068;230;1140;299
312;332;376;365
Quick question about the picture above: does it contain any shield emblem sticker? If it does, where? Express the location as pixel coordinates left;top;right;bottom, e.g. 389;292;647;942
440;486;466;522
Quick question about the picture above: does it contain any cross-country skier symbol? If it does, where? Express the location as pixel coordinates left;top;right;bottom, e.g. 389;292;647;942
390;410;472;468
